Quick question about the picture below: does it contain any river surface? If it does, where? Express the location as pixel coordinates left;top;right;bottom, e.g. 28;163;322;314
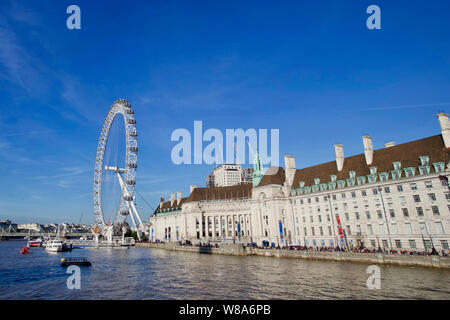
1;240;449;299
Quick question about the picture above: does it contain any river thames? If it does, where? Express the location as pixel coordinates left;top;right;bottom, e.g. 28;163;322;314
1;241;449;299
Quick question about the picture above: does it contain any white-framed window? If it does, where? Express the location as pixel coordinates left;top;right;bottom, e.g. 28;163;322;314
369;166;377;174
393;161;401;170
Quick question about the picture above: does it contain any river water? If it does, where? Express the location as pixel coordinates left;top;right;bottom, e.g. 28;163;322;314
1;240;449;299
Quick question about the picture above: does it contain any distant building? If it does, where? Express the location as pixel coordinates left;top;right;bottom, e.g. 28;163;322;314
241;168;254;184
206;164;243;187
17;223;43;232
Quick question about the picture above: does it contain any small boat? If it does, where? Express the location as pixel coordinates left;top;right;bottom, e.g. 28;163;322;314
20;246;29;254
60;257;91;267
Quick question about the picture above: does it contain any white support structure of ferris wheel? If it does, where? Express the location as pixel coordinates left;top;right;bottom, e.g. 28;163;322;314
93;99;145;241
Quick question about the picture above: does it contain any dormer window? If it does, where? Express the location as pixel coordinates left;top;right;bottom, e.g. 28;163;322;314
379;172;389;182
320;183;328;192
304;186;311;194
312;185;320;193
328;181;336;190
433;162;444;173
404;167;415;178
357;176;366;185
391;170;402;180
419;156;429;166
349;171;356;179
337;180;346;189
367;174;377;183
290;189;297;196
314;178;320;185
346;178;355;187
369;166;377;175
330;175;337;182
418;165;430;175
297;188;304;195
299;181;305;188
393;161;401;171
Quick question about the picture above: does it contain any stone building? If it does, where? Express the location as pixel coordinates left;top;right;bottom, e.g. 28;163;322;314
150;113;450;251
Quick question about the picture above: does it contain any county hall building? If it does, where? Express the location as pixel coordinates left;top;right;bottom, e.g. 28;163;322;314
149;113;450;252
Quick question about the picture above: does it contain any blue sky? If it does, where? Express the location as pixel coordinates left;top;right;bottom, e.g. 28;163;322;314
1;0;450;224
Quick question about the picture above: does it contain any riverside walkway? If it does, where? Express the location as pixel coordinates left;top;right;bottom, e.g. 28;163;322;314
136;242;450;269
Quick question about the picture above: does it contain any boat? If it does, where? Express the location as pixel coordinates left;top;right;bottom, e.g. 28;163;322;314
27;237;43;247
45;239;64;252
20;246;29;254
60;257;91;267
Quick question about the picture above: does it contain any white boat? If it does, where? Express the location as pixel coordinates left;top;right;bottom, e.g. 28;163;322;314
45;239;64;252
27;237;43;247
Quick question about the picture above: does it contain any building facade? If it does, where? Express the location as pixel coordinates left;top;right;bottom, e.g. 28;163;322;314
150;113;450;252
207;164;243;187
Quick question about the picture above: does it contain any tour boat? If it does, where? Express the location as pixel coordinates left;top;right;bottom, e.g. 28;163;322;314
45;239;64;252
27;237;43;247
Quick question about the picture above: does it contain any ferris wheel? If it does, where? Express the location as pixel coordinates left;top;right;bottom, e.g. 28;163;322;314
93;99;144;238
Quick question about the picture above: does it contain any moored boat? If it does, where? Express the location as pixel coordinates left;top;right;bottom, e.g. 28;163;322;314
60;257;91;267
45;239;64;252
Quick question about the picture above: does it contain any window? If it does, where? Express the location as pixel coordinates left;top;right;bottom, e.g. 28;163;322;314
441;240;449;250
435;222;444;234
432;206;440;215
402;208;409;217
410;183;417;190
409;240;417;249
419;222;428;235
391;170;401;180
371;240;376;248
355;212;360;220
349;171;356;178
332;194;337;200
367;224;373;234
304;227;307;236
318;215;322;222
330;175;337;182
346;225;351;236
391;223;398;234
384;187;390;193
367;174;377;183
395;240;402;249
393;161;401;170
425;181;433;189
366;211;371;219
405;223;412;234
389;209;395;218
357;176;366;185
428;193;436;201
372;188;378;195
382;239;388;248
404;167;415;177
420;155;429;166
315;197;319;203
369;166;377;174
433;162;444;173
419;165;430;175
441;177;449;187
328;226;332;235
310;216;314;223
416;207;424;216
341;193;346;199
338;180;346;189
351;191;356;198
319;226;323;236
379;224;386;234
308;198;312;203
445;192;450;201
345;212;349;220
397;185;404;192
379;172;388;181
413;195;421;202
361;190;367;196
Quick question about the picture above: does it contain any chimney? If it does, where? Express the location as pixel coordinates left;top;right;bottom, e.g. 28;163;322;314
190;185;197;194
362;136;374;165
159;196;164;209
334;144;344;171
170;193;175;206
384;141;396;148
177;191;182;205
437;113;450;148
284;155;296;187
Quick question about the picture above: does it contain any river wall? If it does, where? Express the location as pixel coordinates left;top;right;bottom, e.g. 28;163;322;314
136;243;450;269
